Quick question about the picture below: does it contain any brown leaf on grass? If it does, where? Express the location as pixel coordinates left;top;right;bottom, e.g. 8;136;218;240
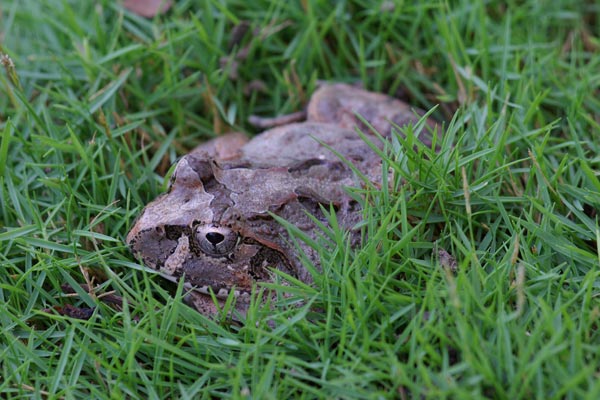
62;283;125;307
123;0;172;18
201;78;225;135
228;21;251;50
45;304;96;320
243;79;268;96
438;248;458;272
220;20;293;81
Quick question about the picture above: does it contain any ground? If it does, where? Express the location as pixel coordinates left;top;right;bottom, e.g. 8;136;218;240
1;1;599;398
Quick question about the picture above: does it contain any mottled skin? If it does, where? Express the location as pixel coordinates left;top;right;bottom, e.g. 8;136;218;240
127;83;437;317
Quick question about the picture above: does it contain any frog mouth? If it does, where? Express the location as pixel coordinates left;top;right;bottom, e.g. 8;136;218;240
154;269;255;302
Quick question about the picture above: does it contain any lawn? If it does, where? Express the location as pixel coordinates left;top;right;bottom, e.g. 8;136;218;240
1;0;600;398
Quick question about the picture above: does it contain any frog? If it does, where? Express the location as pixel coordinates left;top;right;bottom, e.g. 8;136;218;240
126;83;438;317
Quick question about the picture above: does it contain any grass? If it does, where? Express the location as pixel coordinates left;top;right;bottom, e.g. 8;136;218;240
1;0;600;398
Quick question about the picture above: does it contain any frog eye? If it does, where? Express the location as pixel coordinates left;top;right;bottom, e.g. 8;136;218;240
195;225;238;257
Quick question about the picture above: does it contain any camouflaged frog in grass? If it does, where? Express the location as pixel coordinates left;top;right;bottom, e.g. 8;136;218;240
126;83;438;317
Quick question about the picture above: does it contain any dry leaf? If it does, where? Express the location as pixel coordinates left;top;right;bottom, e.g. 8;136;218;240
123;0;172;18
45;304;95;320
438;248;458;272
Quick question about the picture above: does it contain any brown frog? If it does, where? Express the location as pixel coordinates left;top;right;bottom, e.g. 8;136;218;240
126;83;438;317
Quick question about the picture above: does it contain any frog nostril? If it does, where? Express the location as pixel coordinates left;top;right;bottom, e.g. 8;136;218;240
205;232;225;246
195;225;238;256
